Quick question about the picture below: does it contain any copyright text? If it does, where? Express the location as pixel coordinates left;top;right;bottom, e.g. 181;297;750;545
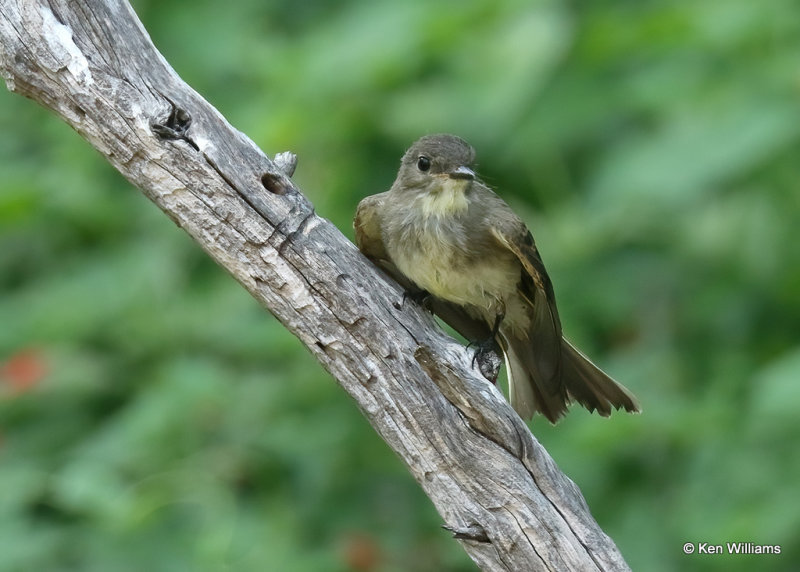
683;542;781;555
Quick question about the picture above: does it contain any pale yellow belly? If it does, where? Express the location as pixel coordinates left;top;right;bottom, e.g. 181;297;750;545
393;237;521;319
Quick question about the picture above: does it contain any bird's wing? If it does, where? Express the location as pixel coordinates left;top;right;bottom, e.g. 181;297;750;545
490;220;563;385
491;212;640;420
354;192;390;261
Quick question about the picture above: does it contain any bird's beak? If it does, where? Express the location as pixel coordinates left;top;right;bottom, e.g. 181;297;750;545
448;166;475;180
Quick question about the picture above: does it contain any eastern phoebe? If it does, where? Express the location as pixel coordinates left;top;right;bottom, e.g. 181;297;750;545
354;134;639;423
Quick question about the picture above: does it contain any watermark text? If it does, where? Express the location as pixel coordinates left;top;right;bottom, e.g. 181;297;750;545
683;542;781;556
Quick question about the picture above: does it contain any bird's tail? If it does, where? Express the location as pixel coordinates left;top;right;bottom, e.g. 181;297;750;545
503;336;639;423
560;339;639;417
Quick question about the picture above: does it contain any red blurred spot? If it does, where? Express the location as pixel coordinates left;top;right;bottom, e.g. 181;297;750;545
1;348;48;393
341;532;381;572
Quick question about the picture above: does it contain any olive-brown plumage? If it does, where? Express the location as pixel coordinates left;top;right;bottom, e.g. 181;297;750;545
354;134;639;423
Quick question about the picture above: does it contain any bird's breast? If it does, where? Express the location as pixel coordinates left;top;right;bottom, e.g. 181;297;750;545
387;207;521;314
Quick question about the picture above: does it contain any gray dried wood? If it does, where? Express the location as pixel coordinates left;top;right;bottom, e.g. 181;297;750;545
0;1;631;570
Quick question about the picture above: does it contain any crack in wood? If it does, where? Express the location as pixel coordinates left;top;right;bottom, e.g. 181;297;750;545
442;523;491;544
277;209;316;256
202;151;240;192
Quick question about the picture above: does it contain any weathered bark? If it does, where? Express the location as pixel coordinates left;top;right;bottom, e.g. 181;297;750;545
0;1;631;570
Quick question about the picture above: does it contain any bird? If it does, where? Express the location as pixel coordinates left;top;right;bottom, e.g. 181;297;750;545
354;134;639;423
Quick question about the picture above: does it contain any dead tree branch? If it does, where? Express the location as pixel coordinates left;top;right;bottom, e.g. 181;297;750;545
0;1;630;570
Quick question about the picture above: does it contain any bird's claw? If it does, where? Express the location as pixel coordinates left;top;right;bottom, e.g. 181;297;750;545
402;288;432;311
470;338;502;384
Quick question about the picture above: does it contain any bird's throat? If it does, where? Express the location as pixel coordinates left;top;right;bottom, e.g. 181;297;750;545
418;179;470;218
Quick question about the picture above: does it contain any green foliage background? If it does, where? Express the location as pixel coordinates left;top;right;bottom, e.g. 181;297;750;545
1;0;799;570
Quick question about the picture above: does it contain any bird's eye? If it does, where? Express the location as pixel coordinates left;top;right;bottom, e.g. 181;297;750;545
417;156;431;172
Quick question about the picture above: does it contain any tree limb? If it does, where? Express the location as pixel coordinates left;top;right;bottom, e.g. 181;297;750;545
0;1;631;570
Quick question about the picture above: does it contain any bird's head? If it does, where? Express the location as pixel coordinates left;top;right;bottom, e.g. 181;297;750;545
394;134;477;195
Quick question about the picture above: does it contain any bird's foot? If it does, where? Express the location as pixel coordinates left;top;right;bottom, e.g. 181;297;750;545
469;337;502;384
402;288;433;311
